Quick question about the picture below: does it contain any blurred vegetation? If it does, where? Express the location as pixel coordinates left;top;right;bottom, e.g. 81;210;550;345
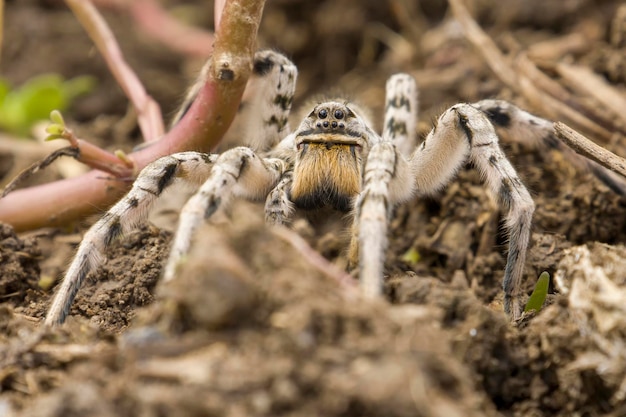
0;74;95;136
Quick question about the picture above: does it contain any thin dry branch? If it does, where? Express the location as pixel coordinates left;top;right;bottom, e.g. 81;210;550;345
555;63;626;127
554;122;626;179
65;0;165;141
448;0;620;142
0;0;266;232
2;147;79;197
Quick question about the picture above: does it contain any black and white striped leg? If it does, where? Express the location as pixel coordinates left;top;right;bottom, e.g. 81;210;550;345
356;141;414;298
409;104;534;319
163;147;286;281
475;99;626;196
240;50;297;152
45;152;217;326
461;104;535;319
383;73;418;157
265;170;294;225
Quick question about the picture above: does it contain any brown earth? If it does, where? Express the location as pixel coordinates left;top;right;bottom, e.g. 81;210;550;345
2;0;626;416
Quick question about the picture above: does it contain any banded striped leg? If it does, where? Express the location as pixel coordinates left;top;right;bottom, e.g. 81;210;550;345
265;170;294;225
45;152;217;326
163;147;286;281
356;141;414;298
171;50;297;153
354;75;418;296
460;104;535;319
355;102;472;297
411;104;534;319
475;99;626;196
242;50;297;152
383;74;418;156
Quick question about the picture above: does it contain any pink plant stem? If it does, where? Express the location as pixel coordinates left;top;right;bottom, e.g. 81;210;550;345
129;0;214;58
72;139;134;177
65;0;165;142
0;0;266;232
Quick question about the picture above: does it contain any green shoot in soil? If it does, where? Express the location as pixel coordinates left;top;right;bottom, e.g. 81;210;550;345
524;271;550;313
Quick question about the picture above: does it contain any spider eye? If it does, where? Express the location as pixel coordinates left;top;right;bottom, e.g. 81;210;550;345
334;109;344;119
318;109;328;119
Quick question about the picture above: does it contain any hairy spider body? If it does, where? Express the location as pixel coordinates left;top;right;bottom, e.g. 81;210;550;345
44;50;626;326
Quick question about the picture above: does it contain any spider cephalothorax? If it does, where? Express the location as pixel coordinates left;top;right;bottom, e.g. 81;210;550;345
44;50;626;326
291;101;376;212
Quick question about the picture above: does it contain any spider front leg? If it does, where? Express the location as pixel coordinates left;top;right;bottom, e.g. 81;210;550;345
45;152;217;326
353;73;418;297
46;50;298;326
163;148;287;281
355;141;414;298
411;104;534;319
356;97;534;320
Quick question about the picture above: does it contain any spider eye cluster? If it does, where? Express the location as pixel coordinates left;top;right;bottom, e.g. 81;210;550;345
314;106;347;130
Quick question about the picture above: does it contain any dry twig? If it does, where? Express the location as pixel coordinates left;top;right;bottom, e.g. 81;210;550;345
65;0;165;141
448;0;624;142
554;122;626;179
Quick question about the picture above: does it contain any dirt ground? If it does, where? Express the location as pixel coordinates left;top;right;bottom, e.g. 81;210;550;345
2;0;626;416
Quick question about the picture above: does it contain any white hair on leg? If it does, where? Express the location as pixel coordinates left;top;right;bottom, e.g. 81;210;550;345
45;152;216;326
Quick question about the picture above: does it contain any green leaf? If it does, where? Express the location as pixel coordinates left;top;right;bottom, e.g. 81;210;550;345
0;79;11;105
61;75;96;101
524;271;550;313
0;75;67;135
0;74;95;136
45;124;64;136
49;110;65;127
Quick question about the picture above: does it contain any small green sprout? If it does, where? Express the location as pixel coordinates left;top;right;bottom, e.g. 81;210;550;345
524;271;550;313
44;110;68;141
0;74;95;136
401;247;421;266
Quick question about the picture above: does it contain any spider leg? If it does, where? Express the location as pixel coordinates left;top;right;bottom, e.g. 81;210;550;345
172;50;297;154
265;170;294;225
355;109;463;297
411;104;534;319
383;73;418;157
355;141;414;297
45;152;217;326
163;147;286;281
242;50;297;152
353;76;417;297
475;99;626;196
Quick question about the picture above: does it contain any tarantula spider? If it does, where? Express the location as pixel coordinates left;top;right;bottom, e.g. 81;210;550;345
44;50;624;326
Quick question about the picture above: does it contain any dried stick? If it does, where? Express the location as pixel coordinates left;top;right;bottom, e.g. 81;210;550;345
448;0;616;141
555;63;626;127
2;147;80;198
554;122;626;179
0;0;266;232
65;0;165;141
